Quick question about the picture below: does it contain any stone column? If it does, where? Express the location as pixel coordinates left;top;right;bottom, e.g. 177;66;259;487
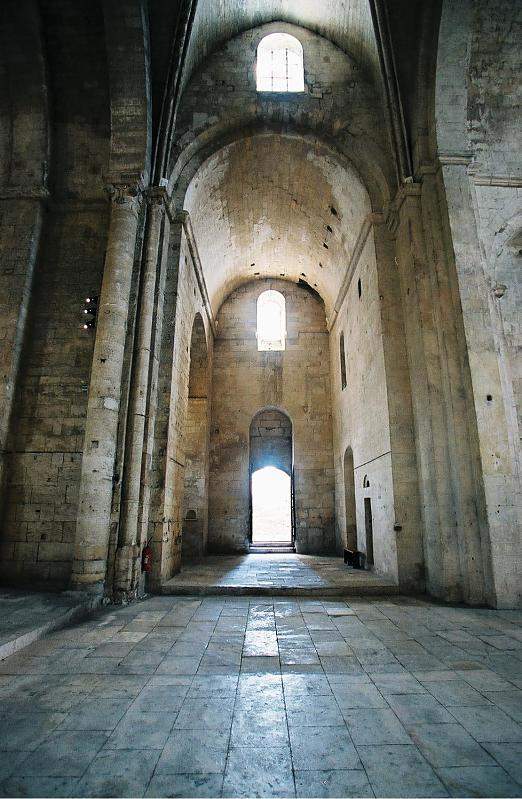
393;185;461;602
147;215;183;590
393;182;488;605
70;181;143;593
114;188;168;599
440;162;519;607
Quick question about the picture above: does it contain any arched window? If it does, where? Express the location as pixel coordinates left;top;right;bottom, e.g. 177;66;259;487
256;33;304;93
257;290;286;351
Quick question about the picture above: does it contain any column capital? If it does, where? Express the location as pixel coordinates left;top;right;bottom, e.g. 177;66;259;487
143;185;175;219
144;185;170;205
103;176;145;213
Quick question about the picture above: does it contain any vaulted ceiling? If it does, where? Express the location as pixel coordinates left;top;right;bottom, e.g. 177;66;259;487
184;134;371;316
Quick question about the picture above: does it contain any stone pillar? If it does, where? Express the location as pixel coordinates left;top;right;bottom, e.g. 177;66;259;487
440;162;520;607
147;215;183;590
114;188;168;599
372;220;425;592
394;185;462;602
70;181;143;593
393;182;488;604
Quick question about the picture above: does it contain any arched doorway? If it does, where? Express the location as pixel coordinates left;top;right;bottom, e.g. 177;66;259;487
181;314;210;561
249;409;294;549
343;446;357;550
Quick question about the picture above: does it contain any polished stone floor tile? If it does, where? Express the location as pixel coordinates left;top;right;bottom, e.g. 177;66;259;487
174;695;235;730
483;689;522;721
1;592;522;798
0;776;80;798
452;703;522;742
105;711;176;749
223;746;295;798
343;708;411;745
357;744;448;797
371;672;427;695
16;730;107;777
330;680;387;709
482;742;522;785
437;765;521;798
289;725;360;771
294;769;373;798
156;729;229;775
386;693;455;727
287;693;345;727
145;772;223;797
230;707;288;746
59;697;132;731
408;723;497;768
0;711;66;751
425;679;491;707
76;748;160;798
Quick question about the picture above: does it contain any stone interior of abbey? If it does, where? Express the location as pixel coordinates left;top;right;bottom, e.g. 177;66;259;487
0;0;520;797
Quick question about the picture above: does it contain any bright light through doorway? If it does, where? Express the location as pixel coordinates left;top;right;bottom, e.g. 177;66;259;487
252;466;292;543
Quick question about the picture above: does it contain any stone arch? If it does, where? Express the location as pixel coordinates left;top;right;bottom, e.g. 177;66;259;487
249;407;293;476
170;122;390;217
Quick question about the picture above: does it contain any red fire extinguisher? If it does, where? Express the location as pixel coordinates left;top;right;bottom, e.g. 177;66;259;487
141;542;152;573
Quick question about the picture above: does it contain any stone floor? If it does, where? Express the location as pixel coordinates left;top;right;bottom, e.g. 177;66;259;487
161;554;398;596
0;596;521;797
0;588;88;660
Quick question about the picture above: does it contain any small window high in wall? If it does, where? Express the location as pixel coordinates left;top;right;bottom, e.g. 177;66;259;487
257;290;286;351
256;33;304;93
340;331;347;390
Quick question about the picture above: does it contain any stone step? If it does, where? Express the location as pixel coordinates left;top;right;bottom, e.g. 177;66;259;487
0;590;97;661
250;542;294;549
159;554;400;597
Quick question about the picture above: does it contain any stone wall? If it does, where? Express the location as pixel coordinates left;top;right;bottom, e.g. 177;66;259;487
329;225;423;589
330;232;394;572
209;279;334;554
0;207;108;586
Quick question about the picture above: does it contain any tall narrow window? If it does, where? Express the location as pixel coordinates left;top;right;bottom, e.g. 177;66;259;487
257;290;286;351
340;331;347;390
256;33;304;93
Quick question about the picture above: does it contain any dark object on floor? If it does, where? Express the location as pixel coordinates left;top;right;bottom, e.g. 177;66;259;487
344;549;366;569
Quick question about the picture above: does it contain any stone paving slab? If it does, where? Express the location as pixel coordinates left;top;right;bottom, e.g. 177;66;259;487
160;554;399;596
0;589;94;661
0;593;521;798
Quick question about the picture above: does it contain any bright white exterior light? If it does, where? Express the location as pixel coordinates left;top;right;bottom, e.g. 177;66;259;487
256;33;304;93
257;290;286;351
